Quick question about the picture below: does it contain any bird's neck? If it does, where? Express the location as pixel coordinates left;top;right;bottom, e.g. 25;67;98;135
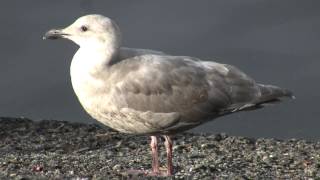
75;42;119;69
70;42;120;91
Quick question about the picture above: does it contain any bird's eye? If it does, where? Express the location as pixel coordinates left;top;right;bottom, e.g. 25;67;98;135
80;25;88;32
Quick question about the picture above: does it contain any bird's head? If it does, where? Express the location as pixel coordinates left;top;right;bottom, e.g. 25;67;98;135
43;14;121;49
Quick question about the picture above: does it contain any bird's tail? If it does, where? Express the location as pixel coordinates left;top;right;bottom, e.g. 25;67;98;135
255;84;295;105
220;84;294;114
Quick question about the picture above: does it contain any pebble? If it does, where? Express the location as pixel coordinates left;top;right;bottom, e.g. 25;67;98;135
0;117;319;179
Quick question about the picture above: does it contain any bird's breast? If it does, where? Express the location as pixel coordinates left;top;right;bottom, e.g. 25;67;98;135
70;50;113;112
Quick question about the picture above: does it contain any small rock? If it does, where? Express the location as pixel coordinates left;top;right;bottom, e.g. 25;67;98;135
112;164;122;171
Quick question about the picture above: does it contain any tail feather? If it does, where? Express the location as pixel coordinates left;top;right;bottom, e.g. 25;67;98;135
219;84;294;114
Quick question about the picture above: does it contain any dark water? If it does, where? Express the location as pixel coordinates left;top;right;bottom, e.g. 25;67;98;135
0;0;319;140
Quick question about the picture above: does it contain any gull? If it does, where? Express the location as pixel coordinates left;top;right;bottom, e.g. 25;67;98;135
43;14;293;176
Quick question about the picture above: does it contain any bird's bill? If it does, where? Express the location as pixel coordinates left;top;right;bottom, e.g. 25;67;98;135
43;29;69;40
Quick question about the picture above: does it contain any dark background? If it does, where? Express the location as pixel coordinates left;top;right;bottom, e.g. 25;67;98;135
0;0;319;140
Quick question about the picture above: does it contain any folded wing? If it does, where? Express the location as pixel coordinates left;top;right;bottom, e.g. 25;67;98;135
104;54;292;133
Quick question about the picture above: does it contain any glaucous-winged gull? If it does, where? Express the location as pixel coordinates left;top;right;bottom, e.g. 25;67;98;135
44;14;293;176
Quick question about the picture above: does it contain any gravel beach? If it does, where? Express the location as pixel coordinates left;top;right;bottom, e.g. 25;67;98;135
0;117;319;179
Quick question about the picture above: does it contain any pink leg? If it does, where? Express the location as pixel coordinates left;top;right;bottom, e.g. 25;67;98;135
164;135;173;176
150;136;160;174
127;136;171;176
